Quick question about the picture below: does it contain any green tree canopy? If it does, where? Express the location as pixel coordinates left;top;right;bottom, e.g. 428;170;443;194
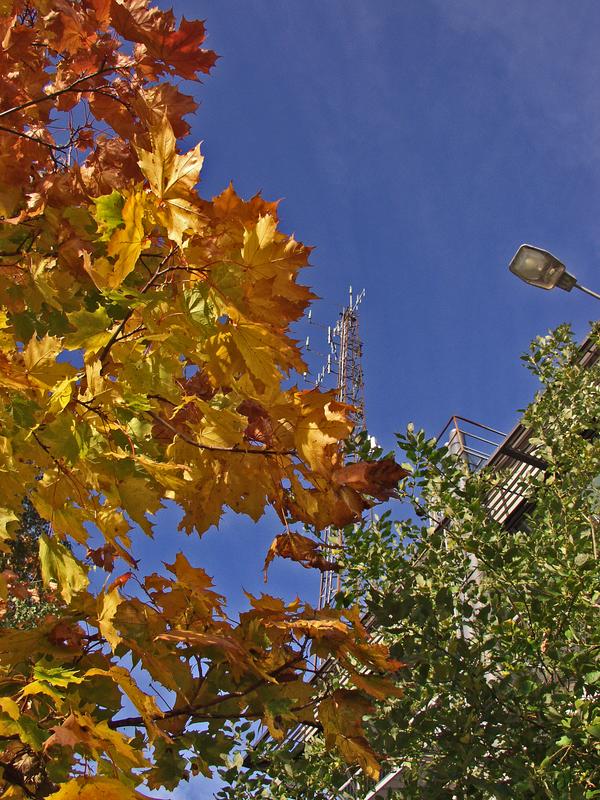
224;324;600;800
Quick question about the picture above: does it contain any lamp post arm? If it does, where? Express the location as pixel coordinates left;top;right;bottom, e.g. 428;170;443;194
575;283;600;301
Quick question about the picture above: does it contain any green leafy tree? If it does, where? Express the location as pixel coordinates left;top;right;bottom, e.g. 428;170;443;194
222;324;600;799
0;499;62;628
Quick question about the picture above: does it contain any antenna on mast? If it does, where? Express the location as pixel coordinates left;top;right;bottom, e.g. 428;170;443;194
316;287;366;609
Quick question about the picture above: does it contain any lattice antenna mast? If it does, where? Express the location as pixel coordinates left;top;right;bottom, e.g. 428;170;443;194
335;286;366;431
317;287;366;609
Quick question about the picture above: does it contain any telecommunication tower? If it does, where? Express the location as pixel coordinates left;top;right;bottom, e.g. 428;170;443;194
312;287;366;609
254;289;368;752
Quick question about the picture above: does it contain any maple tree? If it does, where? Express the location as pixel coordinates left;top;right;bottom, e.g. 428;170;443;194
0;1;405;797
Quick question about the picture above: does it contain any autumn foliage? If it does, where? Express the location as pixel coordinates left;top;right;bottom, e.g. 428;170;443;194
0;1;403;797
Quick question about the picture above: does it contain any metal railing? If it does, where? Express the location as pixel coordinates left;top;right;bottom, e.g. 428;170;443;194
436;415;506;472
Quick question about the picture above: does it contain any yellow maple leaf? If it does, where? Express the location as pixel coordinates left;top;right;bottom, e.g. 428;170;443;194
47;777;151;800
318;689;381;780
0;508;19;553
166;552;224;611
343;636;406;673
85;666;165;741
81;251;116;290
106;189;148;288
32;491;89;544
45;712;146;771
345;668;404;701
286;617;350;640
193;398;245;449
293;390;354;474
203;328;244;388
115;475;163;536
241;213;278;264
81;190;148;290
156;628;251;681
39;533;89;603
138;117;202;198
137;116;205;244
234;321;305;396
238;214;314;323
23;334;75;390
47;377;75;415
0;698;20;721
96;588;123;652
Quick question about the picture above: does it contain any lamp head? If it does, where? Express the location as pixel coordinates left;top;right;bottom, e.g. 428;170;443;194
508;244;576;291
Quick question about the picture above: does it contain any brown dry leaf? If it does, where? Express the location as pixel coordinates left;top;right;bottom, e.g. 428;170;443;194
47;621;85;651
263;531;339;581
110;3;217;79
87;543;117;571
332;459;409;500
285;473;368;530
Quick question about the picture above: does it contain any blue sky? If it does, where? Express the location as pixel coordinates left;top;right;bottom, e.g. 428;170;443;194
144;1;600;795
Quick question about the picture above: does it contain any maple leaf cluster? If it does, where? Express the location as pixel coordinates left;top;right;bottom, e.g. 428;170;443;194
0;1;405;796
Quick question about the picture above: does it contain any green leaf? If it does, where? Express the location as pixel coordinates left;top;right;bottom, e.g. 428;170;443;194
0;507;19;552
574;552;592;567
64;306;113;350
9;395;38;428
40;415;94;465
183;286;215;334
33;661;84;687
92;190;125;241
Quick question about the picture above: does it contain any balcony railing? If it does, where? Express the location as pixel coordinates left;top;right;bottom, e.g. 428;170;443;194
436;415;506;471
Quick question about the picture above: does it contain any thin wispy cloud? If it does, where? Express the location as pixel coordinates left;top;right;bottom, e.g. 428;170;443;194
432;0;600;168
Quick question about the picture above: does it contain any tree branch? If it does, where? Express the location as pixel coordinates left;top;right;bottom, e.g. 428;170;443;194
109;654;307;730
146;410;294;457
0;125;67;151
98;249;175;368
0;68;112;119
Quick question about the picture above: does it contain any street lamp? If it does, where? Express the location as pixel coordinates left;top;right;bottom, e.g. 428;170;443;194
509;244;600;301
